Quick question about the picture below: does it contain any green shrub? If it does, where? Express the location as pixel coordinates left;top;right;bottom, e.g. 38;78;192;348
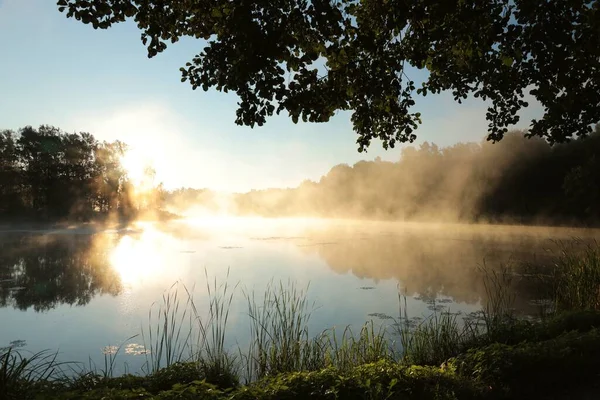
232;360;483;400
449;328;600;398
147;362;204;392
153;381;224;400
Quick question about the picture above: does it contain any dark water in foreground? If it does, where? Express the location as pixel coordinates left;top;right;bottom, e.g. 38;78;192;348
0;218;598;374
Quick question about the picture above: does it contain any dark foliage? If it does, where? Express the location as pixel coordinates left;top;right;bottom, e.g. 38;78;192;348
450;328;600;399
0;234;121;312
58;0;600;151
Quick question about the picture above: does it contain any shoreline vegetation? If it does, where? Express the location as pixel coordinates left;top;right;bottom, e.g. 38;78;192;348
2;242;600;399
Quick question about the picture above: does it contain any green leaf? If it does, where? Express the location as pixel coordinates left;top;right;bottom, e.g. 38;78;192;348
501;56;513;67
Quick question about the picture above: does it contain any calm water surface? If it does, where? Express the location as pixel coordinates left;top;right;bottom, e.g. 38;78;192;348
1;217;598;374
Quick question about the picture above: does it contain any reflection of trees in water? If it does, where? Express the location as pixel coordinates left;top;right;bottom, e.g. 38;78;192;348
0;234;122;312
298;225;570;310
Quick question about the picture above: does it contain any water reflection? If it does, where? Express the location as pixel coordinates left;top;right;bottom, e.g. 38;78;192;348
296;223;590;313
0;220;597;315
0;233;122;312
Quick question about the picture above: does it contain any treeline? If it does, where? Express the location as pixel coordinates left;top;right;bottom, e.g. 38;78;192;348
169;127;600;226
0;125;163;222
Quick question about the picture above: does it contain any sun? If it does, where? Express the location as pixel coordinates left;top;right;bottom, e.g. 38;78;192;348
120;147;154;189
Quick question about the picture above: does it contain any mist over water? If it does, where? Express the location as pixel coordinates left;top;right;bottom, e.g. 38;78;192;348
1;218;598;374
165;129;600;226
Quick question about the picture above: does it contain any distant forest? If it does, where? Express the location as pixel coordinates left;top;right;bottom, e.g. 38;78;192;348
168;126;600;226
3;124;600;226
0;125;164;223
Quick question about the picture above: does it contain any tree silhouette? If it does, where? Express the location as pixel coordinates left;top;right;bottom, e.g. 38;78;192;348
0;125;164;223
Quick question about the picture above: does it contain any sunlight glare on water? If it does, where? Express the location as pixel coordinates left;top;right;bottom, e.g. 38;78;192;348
108;226;173;287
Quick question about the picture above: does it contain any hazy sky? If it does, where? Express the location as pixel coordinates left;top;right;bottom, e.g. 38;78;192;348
0;0;542;192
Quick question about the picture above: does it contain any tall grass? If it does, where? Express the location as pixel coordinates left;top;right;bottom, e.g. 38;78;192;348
137;262;525;383
140;270;239;387
479;261;518;340
396;261;519;365
242;280;391;382
0;347;67;399
142;282;194;374
546;240;600;312
243;280;318;380
322;321;391;371
396;300;465;366
188;269;239;388
1;262;530;391
138;276;393;384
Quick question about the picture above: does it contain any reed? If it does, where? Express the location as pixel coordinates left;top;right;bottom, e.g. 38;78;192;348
141;282;194;374
187;269;239;388
547;240;600;312
0;347;67;399
242;279;393;382
395;295;466;366
243;280;318;381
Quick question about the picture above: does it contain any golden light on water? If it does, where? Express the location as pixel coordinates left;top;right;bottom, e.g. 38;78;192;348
109;228;168;287
105;216;329;287
182;215;329;233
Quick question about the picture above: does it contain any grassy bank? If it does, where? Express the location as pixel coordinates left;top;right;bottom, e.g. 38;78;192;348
3;242;600;399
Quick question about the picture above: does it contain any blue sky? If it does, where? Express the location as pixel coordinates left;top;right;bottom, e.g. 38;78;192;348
0;0;541;192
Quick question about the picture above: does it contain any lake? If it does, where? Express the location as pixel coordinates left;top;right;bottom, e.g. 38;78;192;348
1;217;598;375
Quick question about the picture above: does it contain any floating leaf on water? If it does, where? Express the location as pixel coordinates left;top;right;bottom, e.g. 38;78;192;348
367;312;393;320
8;339;26;349
125;343;149;355
102;345;119;355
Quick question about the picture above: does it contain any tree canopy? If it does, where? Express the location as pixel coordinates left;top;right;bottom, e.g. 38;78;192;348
57;0;600;151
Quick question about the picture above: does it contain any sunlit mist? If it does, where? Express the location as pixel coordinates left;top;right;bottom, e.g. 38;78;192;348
181;215;330;237
120;147;154;189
